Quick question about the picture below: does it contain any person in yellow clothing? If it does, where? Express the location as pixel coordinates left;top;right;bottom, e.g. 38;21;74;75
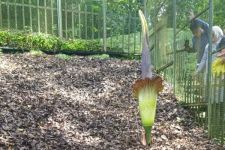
195;26;225;104
195;26;225;75
212;40;225;75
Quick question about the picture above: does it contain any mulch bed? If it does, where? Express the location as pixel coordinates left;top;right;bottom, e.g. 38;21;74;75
0;53;224;150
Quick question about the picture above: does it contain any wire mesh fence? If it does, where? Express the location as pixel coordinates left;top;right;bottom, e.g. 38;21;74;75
0;0;143;55
149;0;225;145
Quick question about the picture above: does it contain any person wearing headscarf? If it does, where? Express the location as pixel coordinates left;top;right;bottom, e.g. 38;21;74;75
212;34;225;75
189;11;209;65
196;26;224;74
195;26;225;104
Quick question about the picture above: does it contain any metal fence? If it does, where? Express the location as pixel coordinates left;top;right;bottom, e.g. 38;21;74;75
0;0;142;55
150;0;225;145
0;0;103;39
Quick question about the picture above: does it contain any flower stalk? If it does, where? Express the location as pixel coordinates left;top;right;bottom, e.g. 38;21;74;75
132;10;164;145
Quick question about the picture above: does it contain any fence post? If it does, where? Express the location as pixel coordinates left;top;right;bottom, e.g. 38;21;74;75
143;0;147;16
22;0;25;28
153;1;157;68
102;0;107;52
0;0;2;28
44;0;47;34
64;0;67;39
207;0;213;138
85;4;87;39
173;0;177;93
37;0;40;33
14;1;18;29
29;0;32;30
72;3;75;39
57;0;63;38
7;0;10;29
51;0;54;34
78;4;81;38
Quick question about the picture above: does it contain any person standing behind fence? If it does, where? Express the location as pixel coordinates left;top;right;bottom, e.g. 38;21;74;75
195;26;224;74
195;26;224;104
189;11;210;67
212;34;225;75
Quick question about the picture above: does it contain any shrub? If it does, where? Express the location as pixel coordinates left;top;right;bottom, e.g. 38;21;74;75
9;31;30;49
55;53;72;60
61;39;86;51
61;39;102;52
0;29;103;54
29;50;44;56
30;33;61;53
0;30;10;46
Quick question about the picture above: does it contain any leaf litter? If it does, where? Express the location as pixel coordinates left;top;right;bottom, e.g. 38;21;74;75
0;53;224;150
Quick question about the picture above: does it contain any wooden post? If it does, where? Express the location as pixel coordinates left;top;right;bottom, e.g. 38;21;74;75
102;0;107;52
57;0;62;38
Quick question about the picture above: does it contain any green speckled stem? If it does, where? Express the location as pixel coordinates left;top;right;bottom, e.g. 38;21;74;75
144;126;152;145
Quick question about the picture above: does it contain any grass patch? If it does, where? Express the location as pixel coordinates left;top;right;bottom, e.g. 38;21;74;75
55;54;72;60
29;50;44;56
88;54;110;59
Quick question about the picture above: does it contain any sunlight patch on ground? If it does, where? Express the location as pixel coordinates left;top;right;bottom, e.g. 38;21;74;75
40;114;104;147
45;82;95;105
0;56;19;73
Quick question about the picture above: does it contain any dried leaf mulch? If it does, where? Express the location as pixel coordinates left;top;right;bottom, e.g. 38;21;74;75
0;53;224;150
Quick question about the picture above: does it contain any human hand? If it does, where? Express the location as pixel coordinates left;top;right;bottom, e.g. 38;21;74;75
192;71;198;79
217;49;225;57
221;57;225;64
188;10;195;21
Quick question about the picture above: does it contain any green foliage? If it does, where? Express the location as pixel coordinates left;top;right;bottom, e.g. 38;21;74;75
61;39;101;53
0;29;102;54
55;54;72;60
30;33;60;52
88;54;109;59
29;50;44;56
9;31;30;49
0;30;10;46
147;0;224;30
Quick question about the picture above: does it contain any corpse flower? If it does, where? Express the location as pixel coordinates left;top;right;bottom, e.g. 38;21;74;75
132;10;164;145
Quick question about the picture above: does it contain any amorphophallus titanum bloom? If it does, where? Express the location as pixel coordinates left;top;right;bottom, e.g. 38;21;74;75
132;10;163;145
